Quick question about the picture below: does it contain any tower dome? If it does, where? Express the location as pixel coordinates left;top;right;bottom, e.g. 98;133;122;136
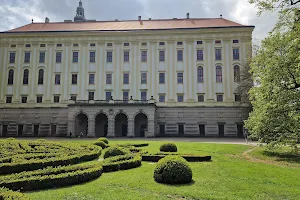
74;0;86;22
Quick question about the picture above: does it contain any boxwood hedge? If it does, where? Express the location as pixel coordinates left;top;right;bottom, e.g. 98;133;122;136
103;147;129;159
142;153;211;162
102;154;142;172
97;138;109;144
0;187;30;200
159;142;178;152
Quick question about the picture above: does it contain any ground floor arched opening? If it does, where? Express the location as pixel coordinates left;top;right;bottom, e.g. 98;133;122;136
115;113;128;137
95;113;108;137
75;113;88;136
134;113;148;137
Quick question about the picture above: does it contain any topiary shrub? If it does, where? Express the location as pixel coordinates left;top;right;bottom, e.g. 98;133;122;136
93;141;107;149
159;143;177;152
0;187;29;200
154;156;192;184
103;147;128;159
97;138;109;144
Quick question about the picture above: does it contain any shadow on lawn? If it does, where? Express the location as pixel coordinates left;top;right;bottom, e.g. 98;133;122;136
161;180;196;187
262;150;300;163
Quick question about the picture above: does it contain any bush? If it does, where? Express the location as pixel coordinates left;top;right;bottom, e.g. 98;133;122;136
102;154;142;172
0;187;29;200
118;143;149;148
97;138;109;144
159;143;177;152
154;156;192;184
93;141;107;149
103;147;128;159
142;154;211;162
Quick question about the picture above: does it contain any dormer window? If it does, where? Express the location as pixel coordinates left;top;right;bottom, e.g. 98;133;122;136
215;40;222;44
159;42;165;46
25;44;31;48
57;44;62;47
124;43;130;47
107;43;113;47
233;40;239;44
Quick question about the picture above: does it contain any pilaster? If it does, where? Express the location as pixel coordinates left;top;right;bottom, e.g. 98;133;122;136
87;119;95;137
107;118;115;137
146;119;155;137
127;119;134;137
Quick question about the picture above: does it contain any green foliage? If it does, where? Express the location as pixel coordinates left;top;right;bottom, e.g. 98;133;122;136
0;187;30;200
103;147;129;159
102;154;142;172
97;138;109;144
118;143;149;148
153;156;192;184
93;141;107;149
142;154;211;162
248;0;300;15
159;143;177;152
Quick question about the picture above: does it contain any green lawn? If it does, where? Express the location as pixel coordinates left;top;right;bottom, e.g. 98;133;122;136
24;140;300;200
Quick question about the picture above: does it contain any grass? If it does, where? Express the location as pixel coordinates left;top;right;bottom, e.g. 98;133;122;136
6;140;300;200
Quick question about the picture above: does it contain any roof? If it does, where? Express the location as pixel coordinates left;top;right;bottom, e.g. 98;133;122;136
5;18;254;33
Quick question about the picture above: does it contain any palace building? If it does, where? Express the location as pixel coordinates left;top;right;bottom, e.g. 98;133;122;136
0;1;254;138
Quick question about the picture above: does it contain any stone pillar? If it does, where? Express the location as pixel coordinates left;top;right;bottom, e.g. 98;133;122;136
107;118;115;137
87;119;95;138
127;119;134;138
147;119;155;137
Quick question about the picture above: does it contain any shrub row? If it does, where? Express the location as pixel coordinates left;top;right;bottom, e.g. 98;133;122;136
103;147;129;159
0;164;103;192
0;187;30;200
102;154;142;172
142;154;211;162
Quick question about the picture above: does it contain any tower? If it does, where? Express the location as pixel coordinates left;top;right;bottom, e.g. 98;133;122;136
74;0;86;22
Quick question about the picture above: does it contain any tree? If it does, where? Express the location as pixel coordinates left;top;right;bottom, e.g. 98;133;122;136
246;0;300;150
249;0;300;14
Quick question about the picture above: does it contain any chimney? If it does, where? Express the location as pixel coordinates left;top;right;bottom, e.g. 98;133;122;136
220;14;223;18
115;19;118;21
186;13;190;19
138;16;141;21
32;19;34;23
149;18;151;20
45;17;50;23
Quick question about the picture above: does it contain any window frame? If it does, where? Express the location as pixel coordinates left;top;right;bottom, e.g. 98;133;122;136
24;52;31;63
90;51;96;63
56;52;62;63
23;69;29;85
39;52;45;63
38;69;44;85
177;50;183;61
159;73;165;84
8;69;14;85
71;74;78;85
106;74;112;84
215;49;222;60
177;95;184;102
54;96;60;103
141;51;147;62
197;66;204;83
177;72;183;84
216;66;222;82
123;73;129;84
197;49;204;61
107;51;113;63
217;94;223;102
55;74;61;85
141;72;147;84
159;51;165;62
124;51;130;62
89;74;95;85
72;51;79;63
88;92;94;101
9;52;16;63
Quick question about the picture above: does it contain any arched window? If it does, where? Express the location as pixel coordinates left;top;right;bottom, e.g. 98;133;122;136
8;69;14;85
216;66;222;82
23;69;29;85
197;66;204;83
38;69;44;85
234;65;240;82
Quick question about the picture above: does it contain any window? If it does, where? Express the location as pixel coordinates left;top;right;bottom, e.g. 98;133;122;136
40;44;46;47
159;51;165;61
177;50;183;61
215;40;222;44
177;72;183;83
11;44;16;48
197;49;203;61
72;74;78;84
36;96;43;103
159;95;165;103
124;43;129;47
234;65;240;82
235;95;241;102
56;52;62;63
233;48;240;60
107;51;113;62
73;43;79;47
141;91;147;102
25;44;31;48
197;41;203;45
106;92;111;102
123;91;129;102
89;74;95;84
141;72;147;84
23;69;29;85
24;52;30;63
197;66;204;83
177;95;184;102
70;96;77;101
22;96;27;103
216;66;222;82
124;51;130;62
73;52;79;63
9;52;16;63
39;52;45;63
88;92;94;101
8;69;14;85
217;94;223;102
6;96;12;103
38;69;44;84
215;49;222;60
107;43;113;47
90;52;96;63
198;94;204;102
106;74;112;84
159;42;165;46
54;96;60;103
123;73;129;84
55;74;61;85
159;73;165;84
177;41;183;45
233;39;239;44
57;44;62;47
141;42;147;46
90;43;96;47
141;51;147;62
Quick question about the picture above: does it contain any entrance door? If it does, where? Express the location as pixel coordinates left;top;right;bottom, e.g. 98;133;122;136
140;124;147;137
178;124;184;136
237;125;244;138
51;125;57;136
2;125;8;137
34;125;39;136
18;125;24;137
199;125;205;137
159;124;165;137
218;125;225;137
122;124;128;137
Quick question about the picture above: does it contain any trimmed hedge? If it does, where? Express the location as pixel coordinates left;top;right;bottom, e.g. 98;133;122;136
154;156;192;184
118;143;149;148
93;141;107;149
102;154;142;172
0;187;29;200
97;138;109;144
103;147;129;159
159;143;177;152
142;154;211;162
0;164;103;192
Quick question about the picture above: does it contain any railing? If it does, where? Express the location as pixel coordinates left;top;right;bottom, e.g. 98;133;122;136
70;99;153;105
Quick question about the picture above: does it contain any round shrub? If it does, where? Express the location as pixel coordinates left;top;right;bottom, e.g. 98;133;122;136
93;141;107;149
97;137;109;144
159;143;177;152
154;156;192;184
103;147;128;159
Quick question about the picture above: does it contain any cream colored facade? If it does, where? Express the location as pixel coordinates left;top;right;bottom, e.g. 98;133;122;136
0;23;254;137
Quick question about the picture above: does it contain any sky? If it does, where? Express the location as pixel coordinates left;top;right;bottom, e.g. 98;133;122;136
0;0;278;40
